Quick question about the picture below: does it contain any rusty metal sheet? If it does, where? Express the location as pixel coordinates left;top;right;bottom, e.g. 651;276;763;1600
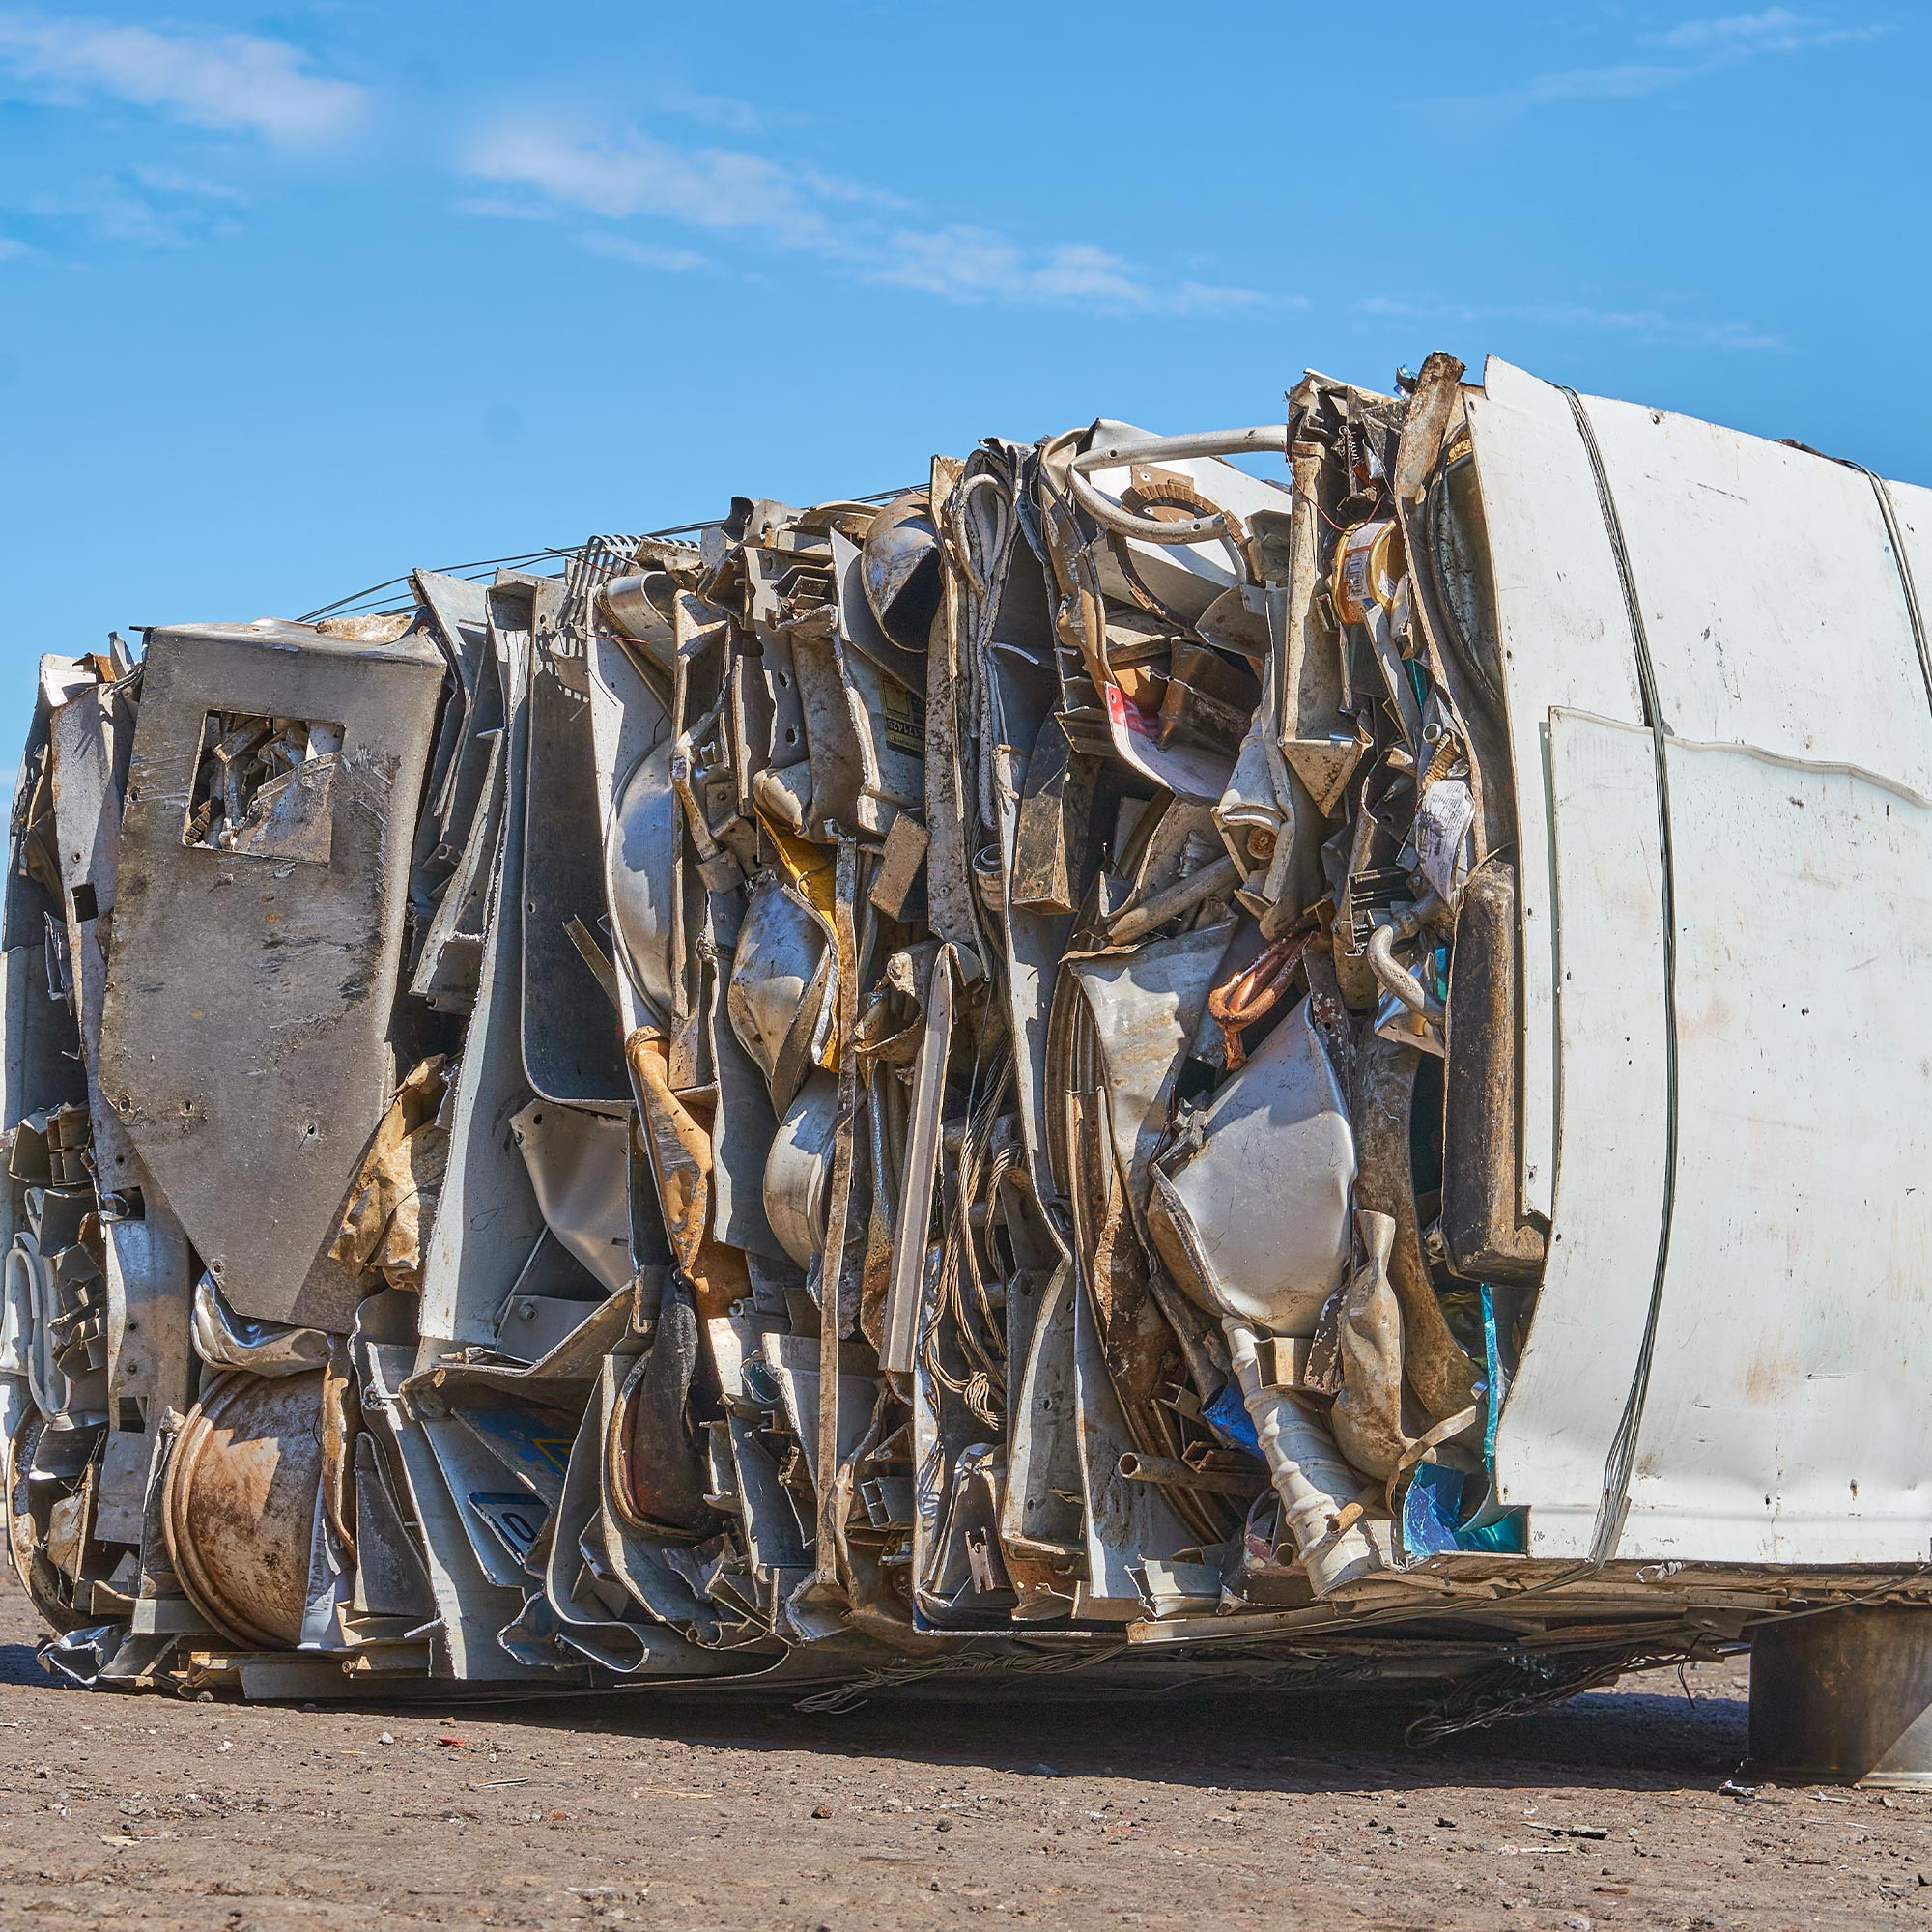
99;621;445;1332
163;1368;327;1649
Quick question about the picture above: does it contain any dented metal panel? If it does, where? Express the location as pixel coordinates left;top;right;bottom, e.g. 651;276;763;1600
1626;737;1932;1563
417;591;552;1349
99;621;445;1331
1576;396;1932;788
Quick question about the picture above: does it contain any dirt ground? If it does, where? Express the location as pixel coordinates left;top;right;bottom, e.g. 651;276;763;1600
0;1584;1925;1931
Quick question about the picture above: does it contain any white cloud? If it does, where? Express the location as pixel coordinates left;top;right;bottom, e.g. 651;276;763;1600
0;235;32;261
1647;7;1886;52
867;225;1283;314
1432;8;1888;115
20;163;245;247
465;121;1282;314
794;167;919;214
653;86;768;137
131;162;245;204
1510;61;1696;105
574;231;713;272
0;14;365;145
1361;292;1785;353
451;194;559;223
469;123;830;239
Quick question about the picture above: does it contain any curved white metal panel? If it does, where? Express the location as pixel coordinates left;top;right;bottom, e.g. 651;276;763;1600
1621;738;1932;1564
1464;358;1646;1228
1577;395;1932;793
1493;710;1669;1555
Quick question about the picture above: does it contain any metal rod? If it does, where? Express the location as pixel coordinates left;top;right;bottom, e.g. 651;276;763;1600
1118;1451;1263;1497
1068;426;1288;546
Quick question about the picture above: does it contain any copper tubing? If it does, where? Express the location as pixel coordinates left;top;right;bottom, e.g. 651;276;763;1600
1208;925;1314;1071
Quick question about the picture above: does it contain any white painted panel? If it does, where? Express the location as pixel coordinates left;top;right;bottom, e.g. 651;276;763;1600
1620;739;1932;1564
1578;394;1932;794
1492;711;1669;1556
1464;358;1646;1226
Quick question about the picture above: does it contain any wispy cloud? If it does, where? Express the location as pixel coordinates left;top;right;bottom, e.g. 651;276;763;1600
1645;6;1885;52
130;162;245;204
0;13;366;145
868;225;1288;313
463;120;1283;314
1432;7;1888;115
469;124;828;235
1362;292;1785;353
0;235;32;262
574;231;713;273
652;86;769;137
450;194;557;224
19;165;245;247
454;194;564;224
1500;62;1695;106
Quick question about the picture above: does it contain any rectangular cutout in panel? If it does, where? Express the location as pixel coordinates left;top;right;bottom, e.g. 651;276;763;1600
182;711;343;862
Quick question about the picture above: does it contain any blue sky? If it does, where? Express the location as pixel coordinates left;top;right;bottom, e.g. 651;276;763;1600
0;2;1920;766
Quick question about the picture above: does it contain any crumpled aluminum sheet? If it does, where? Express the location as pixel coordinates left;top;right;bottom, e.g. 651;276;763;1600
189;1276;331;1378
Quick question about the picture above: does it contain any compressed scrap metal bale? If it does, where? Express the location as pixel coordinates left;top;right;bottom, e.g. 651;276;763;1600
8;355;1932;1720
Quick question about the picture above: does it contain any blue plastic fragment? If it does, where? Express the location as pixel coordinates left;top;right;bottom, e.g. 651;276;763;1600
1404;1463;1527;1554
1402;1284;1528;1555
1403;1462;1470;1556
1480;1286;1506;1464
1203;1382;1262;1456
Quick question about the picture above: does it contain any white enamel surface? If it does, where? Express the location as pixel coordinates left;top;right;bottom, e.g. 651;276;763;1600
1478;361;1932;1564
1464;359;1646;1227
1579;392;1932;791
1619;739;1932;1563
1494;711;1670;1556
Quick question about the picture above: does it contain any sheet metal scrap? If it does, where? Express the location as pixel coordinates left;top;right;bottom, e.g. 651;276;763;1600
0;362;1828;1704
